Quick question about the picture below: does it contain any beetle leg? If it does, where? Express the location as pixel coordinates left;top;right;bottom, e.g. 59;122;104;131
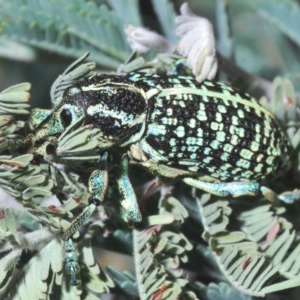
62;154;108;241
183;177;292;203
117;155;142;224
183;178;260;197
64;239;80;286
88;152;109;203
61;154;108;285
269;188;296;204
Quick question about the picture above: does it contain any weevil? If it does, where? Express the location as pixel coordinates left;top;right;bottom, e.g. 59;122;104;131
27;71;293;284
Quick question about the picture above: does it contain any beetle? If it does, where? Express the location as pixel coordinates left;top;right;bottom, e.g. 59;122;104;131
27;71;293;284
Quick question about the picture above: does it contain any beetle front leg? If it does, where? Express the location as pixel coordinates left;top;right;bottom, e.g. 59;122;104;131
62;156;108;241
183;177;292;203
61;201;102;285
117;155;142;224
61;154;108;285
64;239;80;286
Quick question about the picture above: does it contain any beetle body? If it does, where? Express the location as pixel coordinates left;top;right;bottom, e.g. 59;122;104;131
30;72;291;184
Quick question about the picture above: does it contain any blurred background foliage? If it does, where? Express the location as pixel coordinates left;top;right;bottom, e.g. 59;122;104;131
1;0;300;105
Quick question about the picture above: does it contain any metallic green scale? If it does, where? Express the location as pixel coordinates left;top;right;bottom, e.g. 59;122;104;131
128;73;291;183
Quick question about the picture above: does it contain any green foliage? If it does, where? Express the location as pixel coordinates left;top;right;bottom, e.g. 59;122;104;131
244;0;300;48
0;0;176;70
132;197;194;300
107;0;142;26
151;0;177;43
1;1;300;300
0;210;114;299
0;0;131;68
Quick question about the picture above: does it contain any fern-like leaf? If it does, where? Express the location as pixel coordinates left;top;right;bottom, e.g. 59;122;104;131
0;0;132;68
107;0;142;26
151;0;177;43
131;195;196;300
196;191;300;296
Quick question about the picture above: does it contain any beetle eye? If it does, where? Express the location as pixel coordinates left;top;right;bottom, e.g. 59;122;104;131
60;109;72;128
46;143;56;155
